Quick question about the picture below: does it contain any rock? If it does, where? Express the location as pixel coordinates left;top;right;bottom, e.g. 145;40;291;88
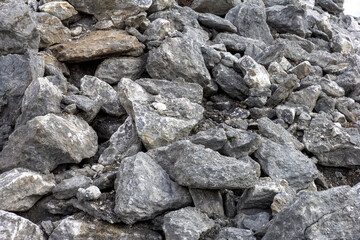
118;78;203;149
275;105;296;124
190;0;241;16
162;207;215;240
49;215;162;240
267;74;299;107
198;13;237;33
288;61;312;79
316;0;344;14
303;115;360;167
258;117;304;150
225;1;273;44
148;0;173;13
263;184;360;240
0;210;45;240
76;186;101;201
50;30;145;62
189;127;227;151
271;182;296;215
0;114;98;173
189;189;225;218
146;37;212;89
235;56;271;89
0;168;55;212
255;138;318;191
330;33;354;54
215;227;255;240
201;45;222;69
143;18;174;42
114;152;192;224
53;175;92;200
63;95;96;112
0;1;39;55
285;85;322;112
39;1;78;20
240;211;270;232
305;50;345;69
16;77;62;126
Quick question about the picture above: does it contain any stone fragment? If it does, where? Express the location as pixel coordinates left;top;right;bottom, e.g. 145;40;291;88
0;114;98;173
214;33;266;55
240;211;270;232
275;105;296;124
50;30;145;62
285;85;322;111
39;1;78;20
114;152;192;224
163;207;215;240
189;127;227;151
330;33;354;54
0;1;39;55
62;95;96;112
148;0;172;13
76;186;101;201
144;18;174;42
255;138;318;191
190;0;241;16
316;0;344;14
198;13;237;33
267;74;299;107
306;50;345;68
0;168;55;212
0;210;45;240
189;189;225;218
53;176;92;200
216;227;255;240
235;56;271;89
288;61;312;79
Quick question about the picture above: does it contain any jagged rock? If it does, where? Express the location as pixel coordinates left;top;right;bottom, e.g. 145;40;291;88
285;85;322;111
16;77;62;126
258;117;304;150
95;56;146;84
306;50;345;68
63;95;96;112
330;33;354;54
336;97;357;122
225;1;273;44
215;227;255;240
0;168;55;212
44;198;79;215
114;152;192;224
189;189;225;218
143;18;174;42
316;0;344;14
303;115;360;167
148;0;173;13
0;210;45;240
275;105;296;124
0;114;98;173
162;207;215;240
271;182;296;215
267;74;299;107
198;13;237;33
76;186;101;201
0;1;40;55
189;127;227;151
119;78;203;149
288;61;312;79
53;175;92;200
237;211;270;232
146;37;212;89
190;0;241;16
38;1;78;20
98;116;142;165
50;30;145;62
235;56;271;89
223;190;237;218
49;215;162;240
255;138;318;191
263;184;360;240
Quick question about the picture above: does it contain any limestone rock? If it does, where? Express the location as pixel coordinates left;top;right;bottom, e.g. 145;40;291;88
235;56;271;89
190;0;242;16
189;189;225;218
198;13;237;33
39;1;78;20
285;85;322;112
215;227;255;240
53;176;92;200
76;186;101;201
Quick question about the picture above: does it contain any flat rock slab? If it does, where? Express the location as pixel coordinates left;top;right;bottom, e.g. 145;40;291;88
50;30;145;62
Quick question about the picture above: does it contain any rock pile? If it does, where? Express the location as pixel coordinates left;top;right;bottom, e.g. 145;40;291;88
0;0;359;239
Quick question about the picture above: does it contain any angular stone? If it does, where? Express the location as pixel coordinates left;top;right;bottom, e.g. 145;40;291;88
275;105;296;124
190;0;241;16
305;50;345;69
225;1;273;44
201;45;222;69
330;33;354;54
0;1;40;55
239;211;270;232
0;114;98;173
53;176;92;200
95;56;146;84
0;168;55;212
143;18;174;42
214;33;266;55
263;184;360;240
16;77;62;127
39;1;78;20
267;74;299;107
285;85;322;112
216;227;255;240
114;152;192;224
163;207;215;240
119;78;203;149
148;0;172;13
316;0;344;14
235;56;271;89
198;13;237;33
76;186;101;201
189;127;227;151
255;138;318;191
98;116;142;165
288;61;312;79
0;210;45;240
189;189;225;218
50;30;145;62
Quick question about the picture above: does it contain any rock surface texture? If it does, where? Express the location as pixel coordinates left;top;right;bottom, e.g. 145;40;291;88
0;0;359;239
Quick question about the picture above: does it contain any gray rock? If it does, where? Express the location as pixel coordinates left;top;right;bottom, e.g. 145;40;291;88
53;175;92;200
275;105;296;124
190;0;241;16
76;186;101;201
235;56;271;89
95;56;146;84
146;37;212;89
303;115;360;167
255;44;285;67
189;127;227;151
306;50;345;68
0;114;98;173
201;45;222;69
49;215;162;240
258;117;304;150
16;77;62;127
330;33;354;54
114;152;192;224
0;210;45;240
62;94;96;112
225;1;273;44
189;189;225;218
162;207;215;240
38;1;78;20
255;138;318;191
0;168;55;212
118;78;203;149
98;116;142;165
336;97;357;122
198;13;237;33
148;0;172;13
0;1;40;55
288;61;312;79
144;18;174;42
263;184;360;240
285;85;322;112
44;198;78;215
316;0;343;14
271;181;296;215
250;107;276;120
215;227;255;240
240;211;270;232
267;74;299;107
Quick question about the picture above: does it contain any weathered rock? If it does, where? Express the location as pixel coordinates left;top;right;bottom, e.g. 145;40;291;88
215;227;255;240
0;168;55;212
0;114;98;173
119;78;203;149
238;211;270;232
114;152;192;224
288;61;312;79
255;138;318;191
148;0;173;13
0;210;45;240
53;175;92;200
225;1;273;44
0;1;40;55
189;189;225;218
190;0;241;16
285;85;322;112
76;186;101;201
62;95;96;112
267;74;299;107
316;0;344;14
235;56;271;89
162;207;215;240
263;184;360;240
143;18;174;42
50;30;145;62
198;13;237;33
305;50;345;68
39;1;78;20
189;127;227;151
